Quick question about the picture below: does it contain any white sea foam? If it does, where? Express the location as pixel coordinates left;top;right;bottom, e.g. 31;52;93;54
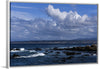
10;48;37;53
29;50;36;52
10;50;21;52
93;54;96;56
11;48;25;52
17;53;45;58
20;48;25;51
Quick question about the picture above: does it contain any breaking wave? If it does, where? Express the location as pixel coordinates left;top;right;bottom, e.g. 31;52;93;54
10;48;25;52
10;48;45;58
17;53;45;58
10;48;36;53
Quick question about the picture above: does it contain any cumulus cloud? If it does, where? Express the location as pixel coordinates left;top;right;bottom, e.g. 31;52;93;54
46;5;90;24
10;5;97;41
46;5;67;21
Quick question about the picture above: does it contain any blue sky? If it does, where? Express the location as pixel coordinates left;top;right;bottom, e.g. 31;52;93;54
10;2;97;41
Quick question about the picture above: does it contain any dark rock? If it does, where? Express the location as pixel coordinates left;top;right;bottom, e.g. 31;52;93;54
16;48;20;50
52;47;67;50
11;48;20;51
53;47;59;50
10;49;13;51
83;54;90;56
45;50;48;52
67;44;97;51
35;48;42;51
56;51;60;54
91;44;97;47
64;52;76;55
28;49;33;50
50;50;53;53
67;56;74;59
12;54;20;58
44;52;48;54
63;51;81;55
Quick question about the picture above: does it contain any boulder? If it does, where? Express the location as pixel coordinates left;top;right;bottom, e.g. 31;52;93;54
35;48;42;51
67;56;74;59
12;54;20;58
64;52;76;55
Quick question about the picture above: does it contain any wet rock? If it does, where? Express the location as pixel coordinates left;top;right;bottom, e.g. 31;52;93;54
63;52;76;55
67;44;97;51
56;51;60;54
49;50;53;53
12;54;20;58
83;54;90;56
16;48;20;50
11;48;20;51
51;44;97;51
45;50;48;52
53;47;59;50
35;48;42;51
91;44;97;47
63;51;81;55
52;47;67;50
28;49;33;50
44;52;48;54
10;49;13;51
67;56;74;59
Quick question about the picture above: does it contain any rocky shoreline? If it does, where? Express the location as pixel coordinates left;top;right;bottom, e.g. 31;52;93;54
10;44;97;59
52;44;97;51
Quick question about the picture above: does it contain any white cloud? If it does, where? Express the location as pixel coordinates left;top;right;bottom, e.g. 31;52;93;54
46;5;89;24
11;11;34;20
46;5;67;21
11;5;32;9
88;28;94;32
10;5;97;41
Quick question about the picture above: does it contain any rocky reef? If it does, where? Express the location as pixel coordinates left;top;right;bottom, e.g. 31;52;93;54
52;44;97;51
67;44;97;51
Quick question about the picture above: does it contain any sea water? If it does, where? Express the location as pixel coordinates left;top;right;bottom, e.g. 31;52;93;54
10;44;97;66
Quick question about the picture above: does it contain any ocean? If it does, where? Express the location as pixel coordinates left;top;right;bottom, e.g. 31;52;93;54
10;43;97;66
